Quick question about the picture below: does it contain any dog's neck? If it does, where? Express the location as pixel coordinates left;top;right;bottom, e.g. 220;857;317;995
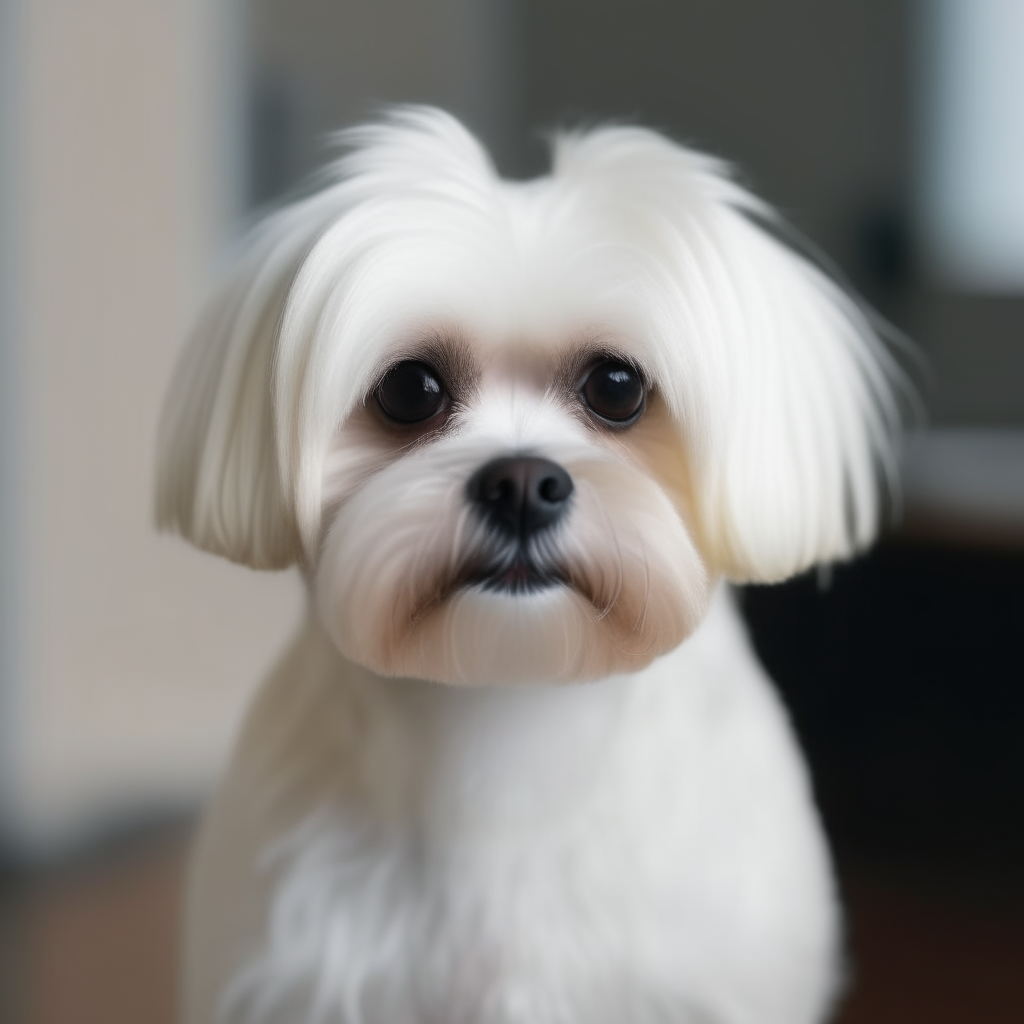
275;608;642;837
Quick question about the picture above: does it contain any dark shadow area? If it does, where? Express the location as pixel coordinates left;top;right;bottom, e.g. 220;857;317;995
742;540;1024;860
742;539;1024;1023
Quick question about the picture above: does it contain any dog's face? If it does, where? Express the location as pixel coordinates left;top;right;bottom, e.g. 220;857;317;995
316;333;707;683
157;108;899;685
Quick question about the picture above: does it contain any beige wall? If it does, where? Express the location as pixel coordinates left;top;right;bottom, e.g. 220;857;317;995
4;0;302;852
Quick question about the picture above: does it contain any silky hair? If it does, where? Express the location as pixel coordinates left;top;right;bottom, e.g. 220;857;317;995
157;106;899;586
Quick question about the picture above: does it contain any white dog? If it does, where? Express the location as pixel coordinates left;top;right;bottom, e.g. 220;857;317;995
158;107;899;1024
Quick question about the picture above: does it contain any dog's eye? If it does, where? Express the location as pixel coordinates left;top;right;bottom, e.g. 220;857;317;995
580;361;645;424
376;361;448;424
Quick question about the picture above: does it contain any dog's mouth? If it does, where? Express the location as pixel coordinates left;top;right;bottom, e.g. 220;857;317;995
407;551;566;630
470;551;566;595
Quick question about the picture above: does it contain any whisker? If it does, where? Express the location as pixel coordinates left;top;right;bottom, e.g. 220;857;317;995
633;540;652;638
578;479;623;618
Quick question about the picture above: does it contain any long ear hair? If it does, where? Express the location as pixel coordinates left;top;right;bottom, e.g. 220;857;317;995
155;199;337;569
554;127;907;583
156;107;496;570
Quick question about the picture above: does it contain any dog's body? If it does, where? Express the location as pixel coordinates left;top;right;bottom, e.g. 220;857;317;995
184;588;838;1024
160;108;899;1024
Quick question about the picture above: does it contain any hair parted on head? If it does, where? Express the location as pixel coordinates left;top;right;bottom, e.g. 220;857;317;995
156;105;901;583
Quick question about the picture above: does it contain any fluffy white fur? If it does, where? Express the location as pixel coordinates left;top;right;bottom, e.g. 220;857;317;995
158;107;900;1024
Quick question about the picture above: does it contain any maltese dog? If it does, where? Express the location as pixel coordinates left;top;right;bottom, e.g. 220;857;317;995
158;107;899;1024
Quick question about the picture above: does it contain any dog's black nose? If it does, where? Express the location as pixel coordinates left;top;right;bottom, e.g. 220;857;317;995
468;456;574;538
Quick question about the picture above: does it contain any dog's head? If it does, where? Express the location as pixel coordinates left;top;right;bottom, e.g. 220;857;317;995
157;107;899;685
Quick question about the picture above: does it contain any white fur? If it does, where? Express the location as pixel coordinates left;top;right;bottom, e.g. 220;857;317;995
158;107;900;1023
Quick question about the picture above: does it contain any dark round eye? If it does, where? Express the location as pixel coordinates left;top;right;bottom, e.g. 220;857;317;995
580;360;645;423
376;361;448;424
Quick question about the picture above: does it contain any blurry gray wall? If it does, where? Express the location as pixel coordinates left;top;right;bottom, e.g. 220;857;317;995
247;0;523;202
525;0;910;269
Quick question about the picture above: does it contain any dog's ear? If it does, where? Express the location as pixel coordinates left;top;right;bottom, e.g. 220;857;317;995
156;108;496;570
555;128;903;583
155;208;325;570
683;219;902;583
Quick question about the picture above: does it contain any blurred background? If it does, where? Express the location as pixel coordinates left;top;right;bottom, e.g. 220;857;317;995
1;1;1022;1021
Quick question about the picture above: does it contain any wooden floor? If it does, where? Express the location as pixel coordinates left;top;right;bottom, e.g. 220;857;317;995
1;833;185;1024
835;863;1024;1024
2;831;1022;1023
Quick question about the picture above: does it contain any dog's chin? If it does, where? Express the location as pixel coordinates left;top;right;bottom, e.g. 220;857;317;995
349;582;637;685
317;561;705;687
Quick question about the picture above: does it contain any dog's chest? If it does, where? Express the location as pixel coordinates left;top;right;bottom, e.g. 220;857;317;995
215;593;838;1024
